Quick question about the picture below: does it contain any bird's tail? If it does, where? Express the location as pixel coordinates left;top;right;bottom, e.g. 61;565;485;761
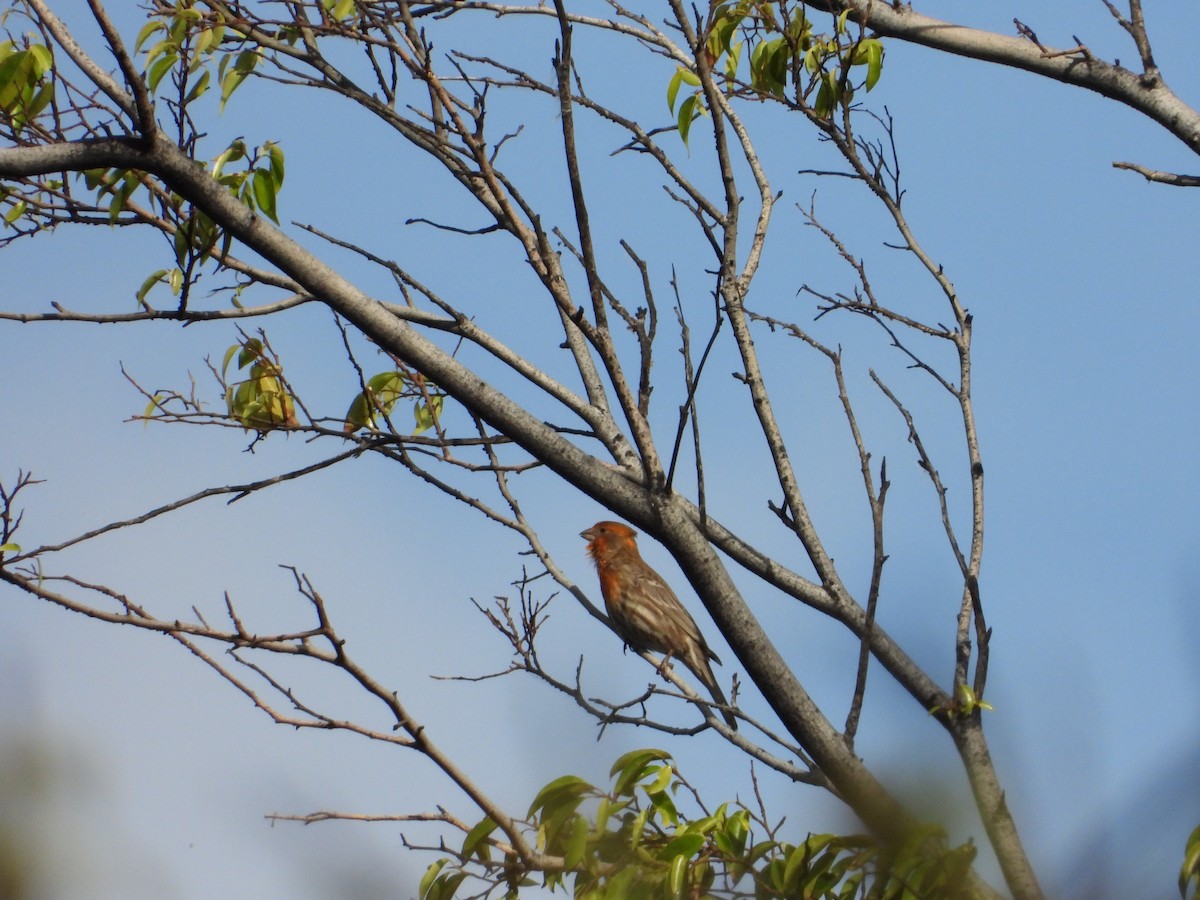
688;653;738;731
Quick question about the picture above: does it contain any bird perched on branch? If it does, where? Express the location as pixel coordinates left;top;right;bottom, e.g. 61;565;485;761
581;520;737;730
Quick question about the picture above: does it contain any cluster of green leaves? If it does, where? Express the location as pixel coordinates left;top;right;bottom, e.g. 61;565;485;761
135;1;259;111
668;1;885;143
100;138;284;307
322;0;359;23
0;175;58;230
79;140;283;234
343;370;444;435
221;336;298;433
209;136;286;225
0;38;56;228
0;39;53;135
420;749;974;900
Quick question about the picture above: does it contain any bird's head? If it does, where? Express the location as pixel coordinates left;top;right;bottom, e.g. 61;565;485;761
580;520;639;563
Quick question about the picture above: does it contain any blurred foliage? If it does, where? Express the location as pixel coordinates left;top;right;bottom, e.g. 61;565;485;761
421;749;976;899
1182;825;1200;900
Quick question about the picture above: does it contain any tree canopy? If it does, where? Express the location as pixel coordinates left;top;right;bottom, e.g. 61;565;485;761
2;2;1198;898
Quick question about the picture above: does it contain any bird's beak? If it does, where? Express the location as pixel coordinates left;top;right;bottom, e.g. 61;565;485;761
580;528;594;542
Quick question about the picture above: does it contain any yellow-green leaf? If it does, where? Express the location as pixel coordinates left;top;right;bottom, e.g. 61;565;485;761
330;0;356;20
527;774;591;819
461;816;497;862
251;170;278;223
266;142;286;189
3;200;26;225
610;748;671;795
855;38;883;91
146;52;178;93
418;860;448;900
677;93;701;146
134;20;166;53
413;393;443;434
1181;824;1200;899
184;67;211;103
563;815;590;871
141;393;169;426
667;852;689;897
666;68;684;114
136;269;169;303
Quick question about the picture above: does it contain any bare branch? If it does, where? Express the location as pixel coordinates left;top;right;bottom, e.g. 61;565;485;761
1112;160;1200;186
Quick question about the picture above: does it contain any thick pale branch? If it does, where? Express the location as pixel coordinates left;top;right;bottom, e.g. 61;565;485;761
826;0;1200;155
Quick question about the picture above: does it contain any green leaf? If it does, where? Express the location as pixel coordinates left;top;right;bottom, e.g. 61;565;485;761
667;852;689;897
25;43;51;76
413;393;443;434
661;833;705;861
266;142;286;189
251;170;278;223
644;763;674;796
330;0;356;21
134;20;166;53
221;343;241;378
461;816;497;862
343;391;372;433
748;38;787;97
237;339;263;370
666;68;684;114
527;774;592;819
146;52;178;93
765;39;789;92
609;748;671;796
219;53;256;112
676;93;700;146
0;542;21;554
707;9;738;60
647;787;679;827
346;370;407;432
814;70;839;118
211;140;246;179
192;27;217;58
142;393;167;421
106;171;141;222
3;200;26;225
563;814;590;871
136;269;169;304
859;38;883;91
27;79;54;118
1181;824;1200;899
418;860;448;900
184;68;211;103
723;40;743;82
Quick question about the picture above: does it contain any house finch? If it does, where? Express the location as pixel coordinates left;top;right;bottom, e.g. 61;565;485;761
581;520;737;730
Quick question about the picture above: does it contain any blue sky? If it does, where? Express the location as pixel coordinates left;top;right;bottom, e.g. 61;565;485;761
2;2;1198;898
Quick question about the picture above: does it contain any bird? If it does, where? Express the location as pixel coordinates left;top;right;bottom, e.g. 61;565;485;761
580;520;737;730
